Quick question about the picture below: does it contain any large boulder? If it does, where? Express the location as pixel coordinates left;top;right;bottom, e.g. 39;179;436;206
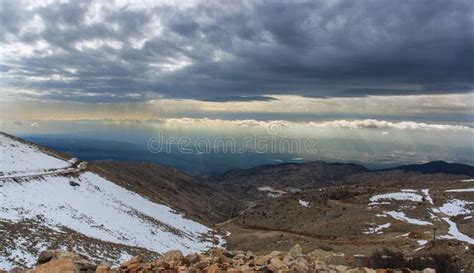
185;253;201;264
159;250;185;265
267;257;288;271
37;250;55;265
26;250;96;273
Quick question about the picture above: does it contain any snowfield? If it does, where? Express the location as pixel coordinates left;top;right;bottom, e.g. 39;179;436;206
0;134;70;174
0;172;214;253
0;134;219;267
445;188;474;192
370;192;424;203
438;199;473;216
441;217;474;244
384;211;432;226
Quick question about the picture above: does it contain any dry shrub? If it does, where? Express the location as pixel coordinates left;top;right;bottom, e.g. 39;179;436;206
370;248;460;273
369;248;405;269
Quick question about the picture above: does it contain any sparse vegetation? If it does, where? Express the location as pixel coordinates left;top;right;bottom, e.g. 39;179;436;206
370;248;460;273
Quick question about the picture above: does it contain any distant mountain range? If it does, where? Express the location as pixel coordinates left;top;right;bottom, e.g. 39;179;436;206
379;160;474;176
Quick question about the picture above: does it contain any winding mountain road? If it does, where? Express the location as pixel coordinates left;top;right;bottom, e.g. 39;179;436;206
0;162;88;181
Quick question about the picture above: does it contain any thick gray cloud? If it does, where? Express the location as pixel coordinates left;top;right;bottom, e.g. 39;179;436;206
1;0;473;102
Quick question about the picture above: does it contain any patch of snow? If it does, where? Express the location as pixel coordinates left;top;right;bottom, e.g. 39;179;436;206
445;188;474;192
438;199;473;216
384;211;432;226
257;186;286;194
440;217;474;244
396;232;410;238
68;158;79;164
401;189;417;192
414;246;424;252
465;215;473;220
115;251;133;266
462;179;474;182
368;202;391;206
288;188;302;193
370;192;424;203
417;240;428;246
376;214;387;217
298;200;310;207
363;223;391;235
422;189;434;205
257;186;287;198
267;193;283;198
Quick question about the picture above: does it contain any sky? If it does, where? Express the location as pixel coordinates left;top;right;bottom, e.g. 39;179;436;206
0;0;473;169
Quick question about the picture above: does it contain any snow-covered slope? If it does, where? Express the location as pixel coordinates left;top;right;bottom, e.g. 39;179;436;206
0;134;70;175
0;133;219;268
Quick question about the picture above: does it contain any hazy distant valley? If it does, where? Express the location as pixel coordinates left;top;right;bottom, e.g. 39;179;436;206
20;132;474;175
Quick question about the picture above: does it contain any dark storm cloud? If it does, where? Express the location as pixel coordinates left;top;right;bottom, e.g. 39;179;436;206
1;0;473;102
335;84;474;97
200;96;277;102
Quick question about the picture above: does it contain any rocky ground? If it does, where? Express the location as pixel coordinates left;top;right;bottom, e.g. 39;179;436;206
221;176;474;271
2;245;440;273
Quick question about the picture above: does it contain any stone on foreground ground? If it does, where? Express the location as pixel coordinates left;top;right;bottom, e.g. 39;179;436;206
1;245;436;273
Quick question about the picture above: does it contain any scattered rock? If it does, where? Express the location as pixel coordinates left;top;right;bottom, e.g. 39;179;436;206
4;246;439;273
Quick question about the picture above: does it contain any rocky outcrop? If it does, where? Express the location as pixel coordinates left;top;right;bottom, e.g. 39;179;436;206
5;245;436;273
8;249;96;273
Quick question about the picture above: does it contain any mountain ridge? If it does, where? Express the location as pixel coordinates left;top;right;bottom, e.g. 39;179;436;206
378;160;474;176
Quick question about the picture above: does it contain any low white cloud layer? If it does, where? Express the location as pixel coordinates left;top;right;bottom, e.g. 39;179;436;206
156;117;472;132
